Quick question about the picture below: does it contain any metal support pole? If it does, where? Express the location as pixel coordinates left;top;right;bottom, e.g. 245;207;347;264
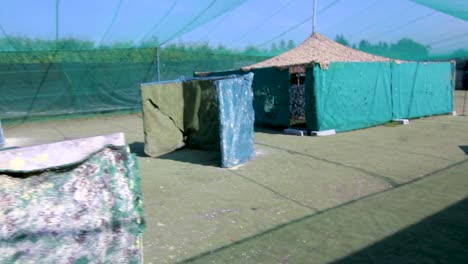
312;0;317;34
56;0;60;49
463;90;467;116
156;47;161;82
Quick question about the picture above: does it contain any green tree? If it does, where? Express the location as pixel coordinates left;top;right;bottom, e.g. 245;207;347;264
390;38;430;60
215;44;233;55
358;40;372;52
139;36;160;48
279;40;287;51
243;45;263;56
57;38;94;50
335;34;350;47
450;49;468;59
270;43;279;54
355;38;430;60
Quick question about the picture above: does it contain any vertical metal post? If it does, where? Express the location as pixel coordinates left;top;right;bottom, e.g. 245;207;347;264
56;0;60;47
463;90;467;116
156;46;161;82
312;0;317;34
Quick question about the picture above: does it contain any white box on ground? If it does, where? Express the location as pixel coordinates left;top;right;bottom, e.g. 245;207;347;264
393;119;409;125
311;129;336;136
283;128;307;136
452;111;457;116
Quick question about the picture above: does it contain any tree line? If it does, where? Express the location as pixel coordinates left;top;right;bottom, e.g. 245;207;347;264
0;36;294;62
0;37;293;79
335;34;467;61
0;35;465;65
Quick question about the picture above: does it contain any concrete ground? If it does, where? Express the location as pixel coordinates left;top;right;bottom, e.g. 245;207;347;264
2;91;468;263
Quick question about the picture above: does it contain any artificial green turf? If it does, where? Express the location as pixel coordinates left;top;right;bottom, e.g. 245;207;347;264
182;160;468;264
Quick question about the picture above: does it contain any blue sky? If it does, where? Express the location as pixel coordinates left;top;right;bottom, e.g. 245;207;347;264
0;0;467;54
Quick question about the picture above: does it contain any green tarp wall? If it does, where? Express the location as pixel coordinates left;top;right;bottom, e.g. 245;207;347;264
195;67;290;128
251;67;290;127
141;78;221;156
391;62;454;119
306;61;454;132
306;62;393;132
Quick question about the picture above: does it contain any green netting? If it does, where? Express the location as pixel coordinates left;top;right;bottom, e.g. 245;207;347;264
0;1;467;122
0;0;247;51
0;50;157;120
412;0;468;21
0;0;466;58
307;62;393;132
0;49;266;122
391;62;454;119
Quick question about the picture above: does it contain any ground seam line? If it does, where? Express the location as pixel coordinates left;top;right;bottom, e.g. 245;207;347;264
227;169;319;212
255;142;399;187
335;138;455;163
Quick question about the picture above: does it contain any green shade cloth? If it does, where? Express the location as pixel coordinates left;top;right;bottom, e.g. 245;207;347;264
412;0;468;21
0;58;157;121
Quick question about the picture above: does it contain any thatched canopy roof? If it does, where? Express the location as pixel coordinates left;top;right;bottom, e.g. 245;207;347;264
242;32;391;72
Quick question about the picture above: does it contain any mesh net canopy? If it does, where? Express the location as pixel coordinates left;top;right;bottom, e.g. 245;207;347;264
0;0;467;121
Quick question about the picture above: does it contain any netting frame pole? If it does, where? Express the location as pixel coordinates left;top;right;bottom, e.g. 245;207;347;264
312;0;317;34
156;47;161;82
56;0;60;50
463;90;467;116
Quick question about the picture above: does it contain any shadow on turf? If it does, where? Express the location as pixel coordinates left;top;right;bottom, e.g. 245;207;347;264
128;127;293;159
129;141;220;166
459;146;468;155
128;142;146;157
158;148;221;167
332;197;468;264
179;179;468;263
254;126;285;135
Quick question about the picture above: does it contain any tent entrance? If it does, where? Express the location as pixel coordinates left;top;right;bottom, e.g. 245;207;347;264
290;73;306;127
